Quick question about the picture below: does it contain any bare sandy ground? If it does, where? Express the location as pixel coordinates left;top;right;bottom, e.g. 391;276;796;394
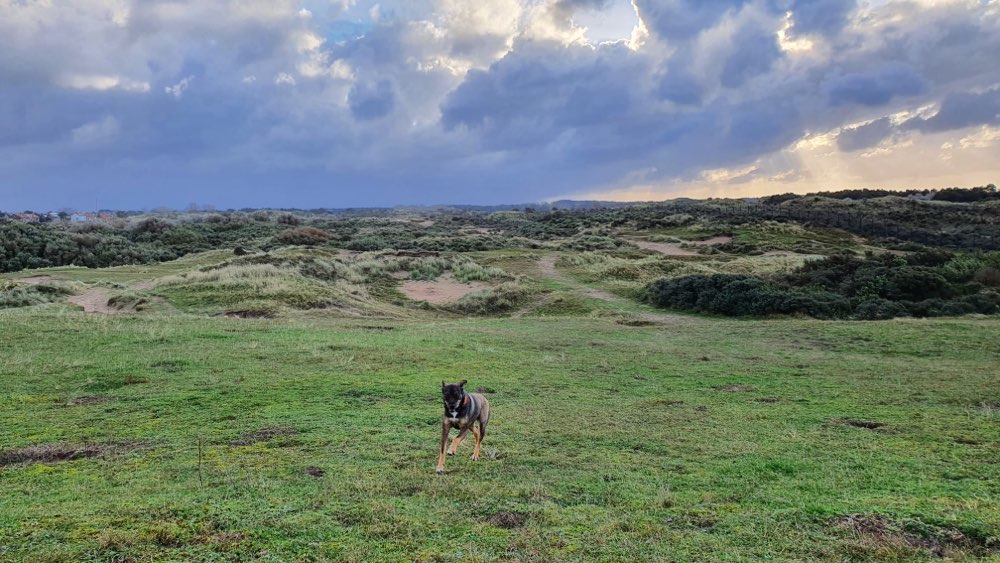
67;289;116;313
400;277;488;304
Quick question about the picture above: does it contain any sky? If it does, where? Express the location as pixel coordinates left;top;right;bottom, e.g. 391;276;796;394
1;0;999;210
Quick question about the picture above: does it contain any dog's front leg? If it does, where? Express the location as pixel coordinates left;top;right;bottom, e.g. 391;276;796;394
448;427;469;456
435;419;451;474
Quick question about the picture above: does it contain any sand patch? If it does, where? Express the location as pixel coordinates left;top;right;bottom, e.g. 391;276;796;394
400;277;489;304
67;289;117;313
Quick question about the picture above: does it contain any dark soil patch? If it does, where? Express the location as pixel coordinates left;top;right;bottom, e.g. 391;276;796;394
476;387;497;394
0;441;147;466
65;395;114;406
832;418;886;430
486;511;528;529
833;514;998;558
755;397;781;404
221;310;275;319
356;325;395;332
714;384;754;392
305;466;325;477
229;427;299;446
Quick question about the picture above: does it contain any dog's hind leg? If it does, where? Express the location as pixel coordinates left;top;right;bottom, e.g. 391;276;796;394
471;424;482;461
448;427;469;456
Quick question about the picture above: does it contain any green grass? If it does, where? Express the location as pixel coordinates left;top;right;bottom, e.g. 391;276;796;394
1;309;998;561
0;250;235;285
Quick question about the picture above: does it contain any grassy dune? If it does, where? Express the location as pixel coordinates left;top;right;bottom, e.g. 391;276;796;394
1;309;998;561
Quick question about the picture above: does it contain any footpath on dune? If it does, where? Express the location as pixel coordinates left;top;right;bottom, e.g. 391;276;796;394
533;256;686;324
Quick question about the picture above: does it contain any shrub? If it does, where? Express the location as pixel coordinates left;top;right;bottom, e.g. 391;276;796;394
277;213;302;226
274;227;333;246
855;299;908;320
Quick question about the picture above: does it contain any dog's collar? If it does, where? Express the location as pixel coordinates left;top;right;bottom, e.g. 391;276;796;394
462;395;469;407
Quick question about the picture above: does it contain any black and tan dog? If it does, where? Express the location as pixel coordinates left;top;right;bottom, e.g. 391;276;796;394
436;380;490;474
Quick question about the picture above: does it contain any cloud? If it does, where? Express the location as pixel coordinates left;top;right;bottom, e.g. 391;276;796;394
904;87;1000;133
0;0;998;210
274;72;297;86
787;0;856;36
837;117;895;152
70;116;120;146
348;79;396;120
825;64;927;107
165;76;194;98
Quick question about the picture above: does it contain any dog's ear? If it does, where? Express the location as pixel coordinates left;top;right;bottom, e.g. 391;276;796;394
459;379;467;388
442;380;446;390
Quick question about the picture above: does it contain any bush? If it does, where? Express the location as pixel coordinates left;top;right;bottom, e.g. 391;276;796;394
277;213;302;226
274;227;333;246
855;298;908;320
643;274;850;318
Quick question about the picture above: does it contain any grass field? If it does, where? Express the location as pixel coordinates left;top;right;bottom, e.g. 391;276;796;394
1;306;998;561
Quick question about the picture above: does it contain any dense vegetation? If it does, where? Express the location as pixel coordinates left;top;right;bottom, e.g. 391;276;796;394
4;186;999;275
3;185;999;320
644;250;1000;319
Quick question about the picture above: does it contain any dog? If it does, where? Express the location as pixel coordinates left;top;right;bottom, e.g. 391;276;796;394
436;380;490;474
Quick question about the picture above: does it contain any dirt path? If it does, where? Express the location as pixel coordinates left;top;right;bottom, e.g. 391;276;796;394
67;288;117;313
533;256;685;324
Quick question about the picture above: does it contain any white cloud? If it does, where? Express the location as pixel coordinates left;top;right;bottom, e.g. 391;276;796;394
165;76;194;98
56;74;150;93
959;125;1000;149
274;72;297;86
